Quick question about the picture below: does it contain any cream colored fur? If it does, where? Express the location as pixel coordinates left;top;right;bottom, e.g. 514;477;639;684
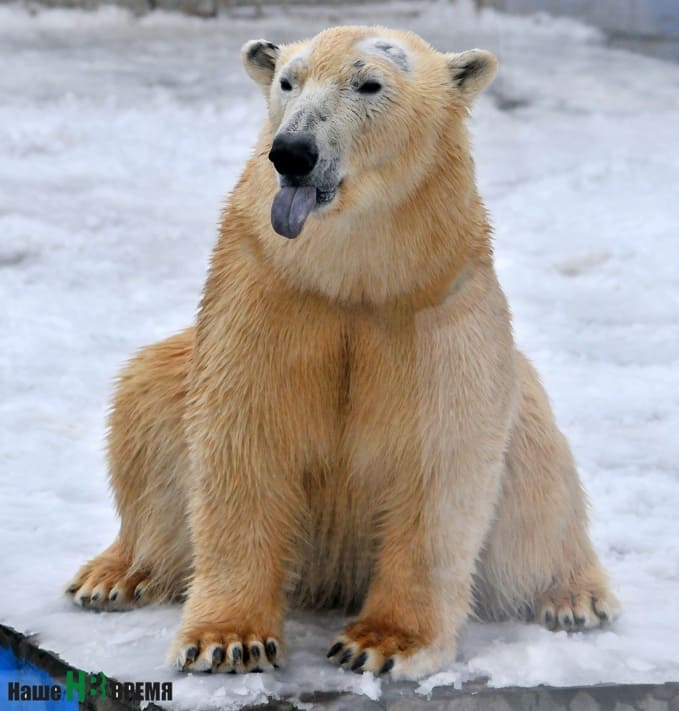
66;26;618;679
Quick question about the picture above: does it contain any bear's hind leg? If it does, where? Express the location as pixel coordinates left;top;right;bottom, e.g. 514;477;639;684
66;329;195;610
476;351;620;630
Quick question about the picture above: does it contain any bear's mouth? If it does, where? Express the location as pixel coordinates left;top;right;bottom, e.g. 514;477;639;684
271;184;338;239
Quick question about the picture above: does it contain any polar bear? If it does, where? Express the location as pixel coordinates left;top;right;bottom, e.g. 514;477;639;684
66;26;619;680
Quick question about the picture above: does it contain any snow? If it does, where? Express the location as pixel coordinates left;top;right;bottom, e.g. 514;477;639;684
1;0;678;707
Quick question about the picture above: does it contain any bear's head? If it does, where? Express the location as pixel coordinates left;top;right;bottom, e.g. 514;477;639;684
242;26;497;241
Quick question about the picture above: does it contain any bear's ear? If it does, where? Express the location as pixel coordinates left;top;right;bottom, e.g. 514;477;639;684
242;39;281;89
447;49;498;104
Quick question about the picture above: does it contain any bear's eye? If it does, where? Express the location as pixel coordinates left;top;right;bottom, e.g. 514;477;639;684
280;78;293;92
357;80;382;95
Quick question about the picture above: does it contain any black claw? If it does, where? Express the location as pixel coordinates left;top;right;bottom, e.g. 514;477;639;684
185;646;199;665
212;647;225;666
232;645;242;665
351;652;367;672
91;593;100;602
265;640;278;663
592;598;608;621
327;642;343;658
574;615;586;626
339;649;352;665
544;610;554;627
251;667;263;673
79;595;90;606
66;583;79;594
134;588;143;601
562;615;573;628
379;658;394;675
109;591;118;602
250;645;261;661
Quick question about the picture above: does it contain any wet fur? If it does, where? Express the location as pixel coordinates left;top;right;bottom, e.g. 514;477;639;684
67;26;618;679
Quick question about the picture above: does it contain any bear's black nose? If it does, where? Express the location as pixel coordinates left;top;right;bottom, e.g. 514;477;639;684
269;132;319;177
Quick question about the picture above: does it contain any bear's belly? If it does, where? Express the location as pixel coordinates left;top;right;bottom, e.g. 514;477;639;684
290;463;377;612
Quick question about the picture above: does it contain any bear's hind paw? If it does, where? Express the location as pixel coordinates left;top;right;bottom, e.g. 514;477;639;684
66;547;154;611
535;586;620;631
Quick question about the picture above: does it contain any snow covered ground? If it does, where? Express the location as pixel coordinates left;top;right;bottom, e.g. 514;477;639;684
1;1;678;708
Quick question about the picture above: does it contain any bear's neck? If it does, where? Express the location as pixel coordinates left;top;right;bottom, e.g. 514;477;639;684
225;127;493;310
374;126;493;309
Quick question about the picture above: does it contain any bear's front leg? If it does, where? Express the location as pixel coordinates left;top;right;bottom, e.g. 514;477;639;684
327;447;508;680
329;275;517;679
168;275;343;674
168;419;296;673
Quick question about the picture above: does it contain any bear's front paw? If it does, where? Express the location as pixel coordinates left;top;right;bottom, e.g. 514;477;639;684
169;624;283;674
327;619;437;679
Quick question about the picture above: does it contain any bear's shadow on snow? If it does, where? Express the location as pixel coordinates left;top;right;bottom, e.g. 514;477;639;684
0;249;34;268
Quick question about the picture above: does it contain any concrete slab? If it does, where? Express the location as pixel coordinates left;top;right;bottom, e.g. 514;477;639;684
3;624;678;711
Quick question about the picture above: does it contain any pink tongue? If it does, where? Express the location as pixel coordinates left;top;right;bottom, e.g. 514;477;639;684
271;186;317;239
